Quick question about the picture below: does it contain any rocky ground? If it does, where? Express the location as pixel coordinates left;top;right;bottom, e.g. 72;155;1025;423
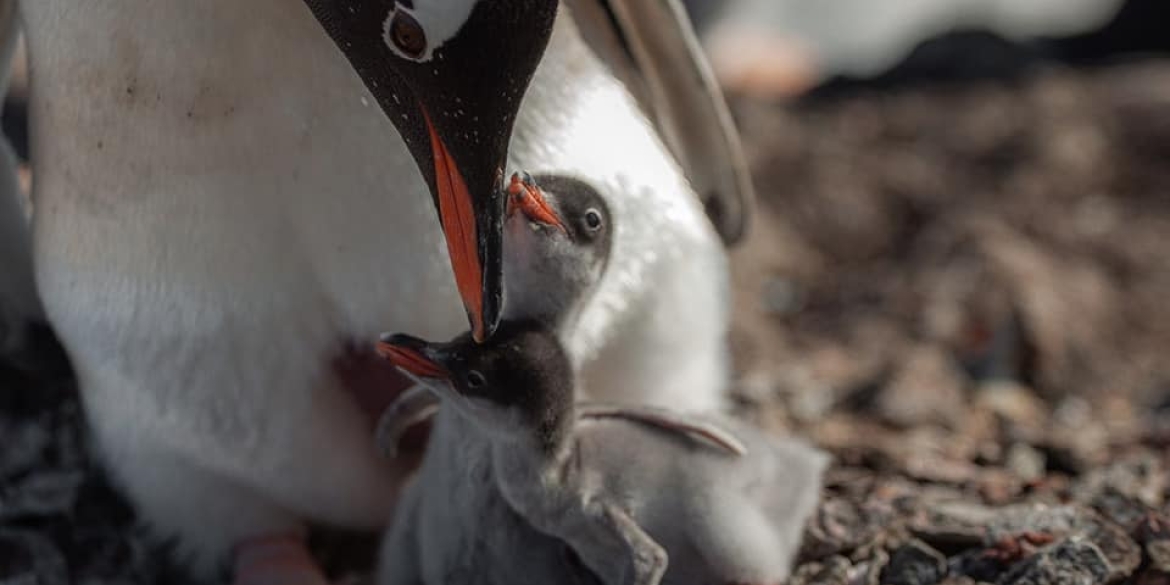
728;59;1170;584
2;56;1170;584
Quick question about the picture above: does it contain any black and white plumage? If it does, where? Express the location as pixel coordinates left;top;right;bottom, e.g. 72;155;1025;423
564;0;755;244
12;0;751;577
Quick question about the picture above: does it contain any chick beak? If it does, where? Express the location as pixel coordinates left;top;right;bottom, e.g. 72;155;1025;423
376;333;448;380
507;172;567;233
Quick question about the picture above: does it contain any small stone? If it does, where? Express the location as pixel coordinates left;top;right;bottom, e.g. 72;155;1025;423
1088;487;1154;531
1079;515;1142;580
876;345;967;428
880;539;947;585
1072;453;1164;527
734;369;779;405
782;368;837;423
1136;514;1170;574
1149;540;1170;573
911;501;997;546
1004;443;1045;483
789;555;855;585
801;496;889;559
997;538;1111;585
903;456;981;485
973;382;1046;431
987;504;1140;581
979;470;1023;505
761;277;805;316
949;549;1003;583
840;548;889;585
985;505;1082;540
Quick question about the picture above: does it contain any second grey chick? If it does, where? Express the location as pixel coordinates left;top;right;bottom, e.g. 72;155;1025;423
376;322;827;585
502;171;612;333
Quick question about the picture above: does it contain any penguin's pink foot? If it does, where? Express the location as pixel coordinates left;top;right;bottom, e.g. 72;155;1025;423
232;532;330;585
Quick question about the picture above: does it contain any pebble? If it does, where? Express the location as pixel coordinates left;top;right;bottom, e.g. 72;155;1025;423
986;504;1140;581
1003;443;1045;483
997;538;1110;585
877;346;967;429
0;372;202;584
880;539;947;585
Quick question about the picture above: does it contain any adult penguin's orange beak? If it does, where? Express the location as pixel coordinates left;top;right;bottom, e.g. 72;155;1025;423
301;0;559;341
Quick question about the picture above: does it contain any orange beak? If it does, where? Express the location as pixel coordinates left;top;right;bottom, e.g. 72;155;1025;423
507;172;566;233
375;339;447;379
424;110;491;342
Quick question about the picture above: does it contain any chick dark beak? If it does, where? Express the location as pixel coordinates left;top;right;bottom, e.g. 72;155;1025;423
376;333;447;379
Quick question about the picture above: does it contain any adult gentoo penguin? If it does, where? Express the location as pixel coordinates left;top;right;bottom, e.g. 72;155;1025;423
23;0;554;579
16;0;751;580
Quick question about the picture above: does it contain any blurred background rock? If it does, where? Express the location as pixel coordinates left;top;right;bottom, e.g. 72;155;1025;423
685;0;1165;95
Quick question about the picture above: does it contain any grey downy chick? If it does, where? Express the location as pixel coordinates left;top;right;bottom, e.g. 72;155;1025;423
502;171;612;333
375;171;612;457
376;322;828;585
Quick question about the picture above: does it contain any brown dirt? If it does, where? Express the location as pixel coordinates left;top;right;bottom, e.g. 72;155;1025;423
728;60;1170;583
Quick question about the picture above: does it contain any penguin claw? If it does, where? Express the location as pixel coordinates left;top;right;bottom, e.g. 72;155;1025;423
232;532;330;585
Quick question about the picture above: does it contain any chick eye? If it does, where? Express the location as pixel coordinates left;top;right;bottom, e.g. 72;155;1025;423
584;209;603;231
466;370;486;390
388;11;427;59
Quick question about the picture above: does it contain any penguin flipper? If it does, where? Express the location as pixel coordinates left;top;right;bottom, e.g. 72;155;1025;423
569;500;668;585
578;404;748;456
374;384;440;459
566;0;755;245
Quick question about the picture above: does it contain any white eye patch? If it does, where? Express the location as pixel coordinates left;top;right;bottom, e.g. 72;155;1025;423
383;0;479;62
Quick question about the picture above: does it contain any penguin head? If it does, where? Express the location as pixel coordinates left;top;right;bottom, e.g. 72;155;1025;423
503;173;613;330
377;320;574;451
302;0;561;342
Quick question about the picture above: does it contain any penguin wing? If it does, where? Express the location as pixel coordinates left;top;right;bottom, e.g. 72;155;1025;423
566;0;755;245
577;404;748;456
374;384;440;459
